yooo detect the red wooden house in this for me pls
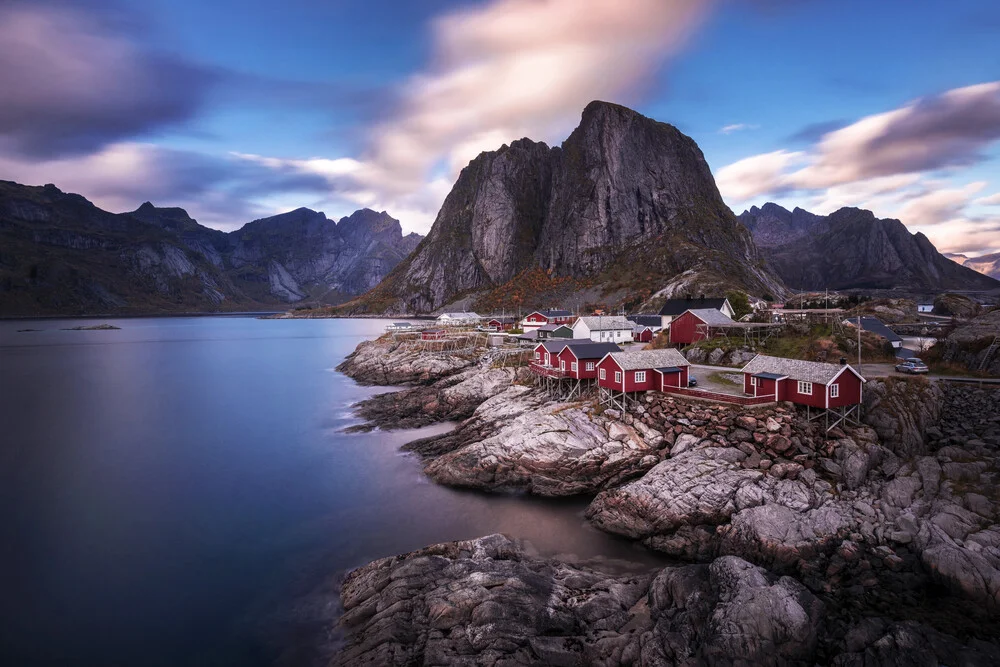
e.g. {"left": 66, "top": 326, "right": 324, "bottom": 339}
{"left": 522, "top": 309, "right": 575, "bottom": 330}
{"left": 596, "top": 348, "right": 690, "bottom": 408}
{"left": 421, "top": 329, "right": 447, "bottom": 340}
{"left": 632, "top": 326, "right": 654, "bottom": 343}
{"left": 740, "top": 355, "right": 865, "bottom": 410}
{"left": 484, "top": 316, "right": 517, "bottom": 331}
{"left": 668, "top": 308, "right": 736, "bottom": 345}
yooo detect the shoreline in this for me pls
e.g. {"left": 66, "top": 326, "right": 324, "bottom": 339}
{"left": 329, "top": 332, "right": 1000, "bottom": 664}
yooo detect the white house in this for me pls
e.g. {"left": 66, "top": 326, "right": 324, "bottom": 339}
{"left": 917, "top": 304, "right": 934, "bottom": 313}
{"left": 436, "top": 312, "right": 481, "bottom": 326}
{"left": 572, "top": 316, "right": 633, "bottom": 343}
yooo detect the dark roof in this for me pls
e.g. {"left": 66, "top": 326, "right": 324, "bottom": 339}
{"left": 563, "top": 341, "right": 622, "bottom": 359}
{"left": 655, "top": 366, "right": 682, "bottom": 373}
{"left": 537, "top": 323, "right": 572, "bottom": 332}
{"left": 486, "top": 315, "right": 516, "bottom": 322}
{"left": 845, "top": 316, "right": 903, "bottom": 343}
{"left": 752, "top": 372, "right": 785, "bottom": 380}
{"left": 533, "top": 309, "right": 572, "bottom": 318}
{"left": 627, "top": 314, "right": 661, "bottom": 328}
{"left": 517, "top": 330, "right": 539, "bottom": 340}
{"left": 659, "top": 297, "right": 729, "bottom": 317}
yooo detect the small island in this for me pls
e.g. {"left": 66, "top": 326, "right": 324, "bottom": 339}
{"left": 61, "top": 324, "right": 121, "bottom": 331}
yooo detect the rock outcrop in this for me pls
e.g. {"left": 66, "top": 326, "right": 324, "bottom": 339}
{"left": 0, "top": 180, "right": 422, "bottom": 316}
{"left": 340, "top": 101, "right": 784, "bottom": 315}
{"left": 333, "top": 534, "right": 999, "bottom": 666}
{"left": 739, "top": 203, "right": 999, "bottom": 292}
{"left": 936, "top": 309, "right": 1000, "bottom": 375}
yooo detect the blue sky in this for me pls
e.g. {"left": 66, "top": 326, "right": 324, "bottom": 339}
{"left": 1, "top": 0, "right": 998, "bottom": 254}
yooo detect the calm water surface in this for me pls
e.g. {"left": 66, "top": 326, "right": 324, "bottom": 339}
{"left": 0, "top": 317, "right": 661, "bottom": 666}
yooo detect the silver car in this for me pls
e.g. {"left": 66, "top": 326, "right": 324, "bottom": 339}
{"left": 895, "top": 358, "right": 929, "bottom": 374}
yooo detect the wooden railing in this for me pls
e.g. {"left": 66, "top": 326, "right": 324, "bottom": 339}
{"left": 529, "top": 363, "right": 570, "bottom": 378}
{"left": 660, "top": 385, "right": 777, "bottom": 406}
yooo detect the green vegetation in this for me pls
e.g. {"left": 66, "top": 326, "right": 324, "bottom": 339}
{"left": 686, "top": 323, "right": 897, "bottom": 364}
{"left": 725, "top": 290, "right": 752, "bottom": 320}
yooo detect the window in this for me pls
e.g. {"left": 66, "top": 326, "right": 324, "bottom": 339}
{"left": 534, "top": 351, "right": 540, "bottom": 359}
{"left": 635, "top": 371, "right": 646, "bottom": 383}
{"left": 560, "top": 360, "right": 566, "bottom": 370}
{"left": 600, "top": 368, "right": 606, "bottom": 380}
{"left": 585, "top": 362, "right": 594, "bottom": 371}
{"left": 571, "top": 362, "right": 578, "bottom": 372}
{"left": 750, "top": 376, "right": 758, "bottom": 387}
{"left": 797, "top": 381, "right": 813, "bottom": 395}
{"left": 830, "top": 384, "right": 839, "bottom": 398}
{"left": 614, "top": 371, "right": 622, "bottom": 384}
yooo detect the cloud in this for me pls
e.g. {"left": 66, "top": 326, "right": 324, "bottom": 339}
{"left": 0, "top": 0, "right": 215, "bottom": 159}
{"left": 719, "top": 123, "right": 759, "bottom": 134}
{"left": 975, "top": 192, "right": 1000, "bottom": 206}
{"left": 0, "top": 143, "right": 334, "bottom": 230}
{"left": 786, "top": 119, "right": 847, "bottom": 144}
{"left": 716, "top": 150, "right": 805, "bottom": 201}
{"left": 719, "top": 81, "right": 1000, "bottom": 203}
{"left": 358, "top": 0, "right": 715, "bottom": 198}
{"left": 897, "top": 181, "right": 987, "bottom": 227}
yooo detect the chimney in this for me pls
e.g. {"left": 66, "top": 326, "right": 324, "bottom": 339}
{"left": 839, "top": 357, "right": 847, "bottom": 366}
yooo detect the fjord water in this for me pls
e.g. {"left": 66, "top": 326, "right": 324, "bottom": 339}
{"left": 0, "top": 317, "right": 659, "bottom": 666}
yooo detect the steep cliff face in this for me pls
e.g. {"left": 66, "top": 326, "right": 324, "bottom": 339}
{"left": 0, "top": 180, "right": 422, "bottom": 316}
{"left": 350, "top": 101, "right": 784, "bottom": 314}
{"left": 740, "top": 203, "right": 1000, "bottom": 291}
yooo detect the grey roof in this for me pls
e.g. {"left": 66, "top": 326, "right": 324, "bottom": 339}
{"left": 741, "top": 355, "right": 864, "bottom": 385}
{"left": 392, "top": 322, "right": 412, "bottom": 327}
{"left": 537, "top": 309, "right": 573, "bottom": 318}
{"left": 685, "top": 308, "right": 736, "bottom": 326}
{"left": 517, "top": 330, "right": 539, "bottom": 340}
{"left": 627, "top": 314, "right": 662, "bottom": 328}
{"left": 607, "top": 348, "right": 690, "bottom": 371}
{"left": 537, "top": 323, "right": 572, "bottom": 332}
{"left": 844, "top": 316, "right": 903, "bottom": 343}
{"left": 439, "top": 311, "right": 480, "bottom": 319}
{"left": 659, "top": 298, "right": 729, "bottom": 317}
{"left": 576, "top": 315, "right": 632, "bottom": 331}
{"left": 564, "top": 342, "right": 622, "bottom": 359}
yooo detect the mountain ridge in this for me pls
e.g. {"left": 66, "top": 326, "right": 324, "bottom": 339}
{"left": 738, "top": 202, "right": 999, "bottom": 292}
{"left": 0, "top": 180, "right": 423, "bottom": 316}
{"left": 338, "top": 101, "right": 786, "bottom": 315}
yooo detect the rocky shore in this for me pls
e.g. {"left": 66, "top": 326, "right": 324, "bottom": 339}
{"left": 332, "top": 336, "right": 1000, "bottom": 664}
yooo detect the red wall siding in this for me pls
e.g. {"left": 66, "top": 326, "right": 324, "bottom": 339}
{"left": 829, "top": 371, "right": 863, "bottom": 407}
{"left": 743, "top": 374, "right": 778, "bottom": 398}
{"left": 623, "top": 369, "right": 656, "bottom": 392}
{"left": 597, "top": 357, "right": 624, "bottom": 390}
{"left": 782, "top": 378, "right": 826, "bottom": 408}
{"left": 659, "top": 368, "right": 687, "bottom": 388}
{"left": 526, "top": 313, "right": 547, "bottom": 324}
{"left": 633, "top": 328, "right": 653, "bottom": 343}
{"left": 668, "top": 311, "right": 707, "bottom": 345}
{"left": 564, "top": 348, "right": 602, "bottom": 379}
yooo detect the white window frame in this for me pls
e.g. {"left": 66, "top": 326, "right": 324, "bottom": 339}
{"left": 534, "top": 351, "right": 540, "bottom": 360}
{"left": 830, "top": 383, "right": 839, "bottom": 398}
{"left": 750, "top": 376, "right": 758, "bottom": 387}
{"left": 585, "top": 361, "right": 594, "bottom": 371}
{"left": 797, "top": 381, "right": 813, "bottom": 395}
{"left": 560, "top": 360, "right": 566, "bottom": 371}
{"left": 614, "top": 371, "right": 623, "bottom": 384}
{"left": 599, "top": 368, "right": 606, "bottom": 380}
{"left": 571, "top": 362, "right": 578, "bottom": 372}
{"left": 635, "top": 371, "right": 646, "bottom": 383}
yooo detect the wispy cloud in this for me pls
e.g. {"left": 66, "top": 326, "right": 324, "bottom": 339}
{"left": 717, "top": 81, "right": 1000, "bottom": 253}
{"left": 719, "top": 123, "right": 759, "bottom": 134}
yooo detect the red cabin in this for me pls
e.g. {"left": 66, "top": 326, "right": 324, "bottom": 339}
{"left": 522, "top": 309, "right": 575, "bottom": 330}
{"left": 740, "top": 355, "right": 865, "bottom": 408}
{"left": 485, "top": 317, "right": 516, "bottom": 331}
{"left": 596, "top": 348, "right": 690, "bottom": 394}
{"left": 668, "top": 308, "right": 736, "bottom": 345}
{"left": 632, "top": 326, "right": 654, "bottom": 343}
{"left": 556, "top": 342, "right": 622, "bottom": 379}
{"left": 421, "top": 329, "right": 447, "bottom": 340}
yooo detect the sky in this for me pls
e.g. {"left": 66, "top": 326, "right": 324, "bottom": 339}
{"left": 1, "top": 0, "right": 999, "bottom": 255}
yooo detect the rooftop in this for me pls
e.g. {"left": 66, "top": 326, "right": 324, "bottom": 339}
{"left": 844, "top": 316, "right": 903, "bottom": 343}
{"left": 577, "top": 315, "right": 632, "bottom": 331}
{"left": 607, "top": 348, "right": 690, "bottom": 370}
{"left": 741, "top": 354, "right": 864, "bottom": 385}
{"left": 659, "top": 297, "right": 728, "bottom": 317}
{"left": 685, "top": 308, "right": 736, "bottom": 326}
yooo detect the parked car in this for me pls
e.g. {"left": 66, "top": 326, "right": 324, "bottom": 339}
{"left": 688, "top": 375, "right": 698, "bottom": 387}
{"left": 895, "top": 358, "right": 929, "bottom": 374}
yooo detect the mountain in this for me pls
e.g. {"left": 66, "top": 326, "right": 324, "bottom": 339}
{"left": 0, "top": 180, "right": 422, "bottom": 316}
{"left": 946, "top": 251, "right": 1000, "bottom": 280}
{"left": 738, "top": 203, "right": 999, "bottom": 292}
{"left": 340, "top": 101, "right": 785, "bottom": 315}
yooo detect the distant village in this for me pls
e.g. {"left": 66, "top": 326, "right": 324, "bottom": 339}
{"left": 378, "top": 294, "right": 979, "bottom": 432}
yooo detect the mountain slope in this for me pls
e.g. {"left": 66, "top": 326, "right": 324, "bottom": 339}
{"left": 947, "top": 251, "right": 1000, "bottom": 279}
{"left": 0, "top": 180, "right": 422, "bottom": 316}
{"left": 343, "top": 101, "right": 785, "bottom": 315}
{"left": 739, "top": 203, "right": 999, "bottom": 291}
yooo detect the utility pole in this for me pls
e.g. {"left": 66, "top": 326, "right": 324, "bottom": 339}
{"left": 857, "top": 316, "right": 862, "bottom": 374}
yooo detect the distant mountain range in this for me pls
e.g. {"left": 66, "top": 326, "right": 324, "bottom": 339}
{"left": 0, "top": 180, "right": 421, "bottom": 316}
{"left": 945, "top": 252, "right": 1000, "bottom": 280}
{"left": 738, "top": 203, "right": 999, "bottom": 292}
{"left": 337, "top": 101, "right": 785, "bottom": 315}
